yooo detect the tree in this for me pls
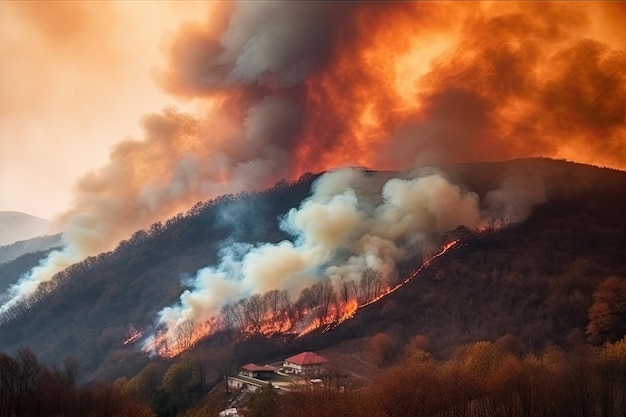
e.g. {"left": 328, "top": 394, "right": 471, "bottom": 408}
{"left": 358, "top": 268, "right": 382, "bottom": 304}
{"left": 0, "top": 353, "right": 18, "bottom": 417}
{"left": 263, "top": 289, "right": 293, "bottom": 333}
{"left": 587, "top": 276, "right": 626, "bottom": 344}
{"left": 162, "top": 361, "right": 196, "bottom": 409}
{"left": 175, "top": 319, "right": 197, "bottom": 351}
{"left": 298, "top": 279, "right": 336, "bottom": 325}
{"left": 62, "top": 355, "right": 81, "bottom": 387}
{"left": 131, "top": 363, "right": 165, "bottom": 403}
{"left": 245, "top": 294, "right": 267, "bottom": 334}
{"left": 250, "top": 383, "right": 279, "bottom": 417}
{"left": 14, "top": 347, "right": 42, "bottom": 417}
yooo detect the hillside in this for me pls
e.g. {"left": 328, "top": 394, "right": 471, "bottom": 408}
{"left": 0, "top": 159, "right": 625, "bottom": 382}
{"left": 0, "top": 174, "right": 320, "bottom": 379}
{"left": 0, "top": 233, "right": 63, "bottom": 265}
{"left": 212, "top": 158, "right": 626, "bottom": 367}
{"left": 0, "top": 211, "right": 53, "bottom": 247}
{"left": 304, "top": 158, "right": 626, "bottom": 355}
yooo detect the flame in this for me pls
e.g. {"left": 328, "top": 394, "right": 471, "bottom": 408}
{"left": 317, "top": 240, "right": 461, "bottom": 336}
{"left": 142, "top": 239, "right": 460, "bottom": 355}
{"left": 122, "top": 331, "right": 142, "bottom": 346}
{"left": 245, "top": 310, "right": 296, "bottom": 337}
{"left": 142, "top": 318, "right": 218, "bottom": 358}
{"left": 356, "top": 240, "right": 459, "bottom": 310}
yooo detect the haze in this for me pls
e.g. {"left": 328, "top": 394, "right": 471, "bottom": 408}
{"left": 0, "top": 1, "right": 210, "bottom": 219}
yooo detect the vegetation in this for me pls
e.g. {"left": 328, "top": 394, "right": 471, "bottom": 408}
{"left": 274, "top": 337, "right": 626, "bottom": 417}
{"left": 0, "top": 158, "right": 625, "bottom": 404}
{"left": 0, "top": 173, "right": 320, "bottom": 378}
{"left": 0, "top": 347, "right": 153, "bottom": 417}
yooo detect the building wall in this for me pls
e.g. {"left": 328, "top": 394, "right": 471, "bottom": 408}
{"left": 283, "top": 361, "right": 324, "bottom": 375}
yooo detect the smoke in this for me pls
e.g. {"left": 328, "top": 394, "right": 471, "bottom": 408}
{"left": 482, "top": 173, "right": 547, "bottom": 225}
{"left": 2, "top": 2, "right": 624, "bottom": 315}
{"left": 153, "top": 168, "right": 482, "bottom": 339}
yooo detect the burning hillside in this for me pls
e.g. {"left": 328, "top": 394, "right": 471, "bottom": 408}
{"left": 1, "top": 158, "right": 625, "bottom": 380}
{"left": 143, "top": 236, "right": 463, "bottom": 358}
{"left": 1, "top": 2, "right": 623, "bottom": 318}
{"left": 143, "top": 160, "right": 546, "bottom": 358}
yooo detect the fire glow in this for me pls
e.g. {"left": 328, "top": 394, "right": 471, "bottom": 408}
{"left": 321, "top": 239, "right": 461, "bottom": 334}
{"left": 141, "top": 239, "right": 461, "bottom": 358}
{"left": 1, "top": 1, "right": 623, "bottom": 324}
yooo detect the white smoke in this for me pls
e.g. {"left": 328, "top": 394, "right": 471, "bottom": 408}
{"left": 482, "top": 171, "right": 547, "bottom": 224}
{"left": 151, "top": 167, "right": 482, "bottom": 342}
{"left": 0, "top": 2, "right": 331, "bottom": 313}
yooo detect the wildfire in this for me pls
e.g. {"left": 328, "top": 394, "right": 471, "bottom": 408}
{"left": 122, "top": 331, "right": 142, "bottom": 346}
{"left": 142, "top": 239, "right": 462, "bottom": 356}
{"left": 333, "top": 239, "right": 461, "bottom": 328}
{"left": 142, "top": 318, "right": 218, "bottom": 358}
{"left": 316, "top": 240, "right": 462, "bottom": 335}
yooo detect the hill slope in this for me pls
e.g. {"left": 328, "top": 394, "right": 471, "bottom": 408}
{"left": 240, "top": 158, "right": 626, "bottom": 364}
{"left": 0, "top": 234, "right": 63, "bottom": 265}
{"left": 0, "top": 159, "right": 625, "bottom": 381}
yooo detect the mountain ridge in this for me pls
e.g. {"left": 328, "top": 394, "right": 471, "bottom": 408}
{"left": 0, "top": 211, "right": 54, "bottom": 247}
{"left": 0, "top": 158, "right": 624, "bottom": 382}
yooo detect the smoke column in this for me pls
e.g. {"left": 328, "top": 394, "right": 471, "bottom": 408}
{"left": 152, "top": 162, "right": 546, "bottom": 344}
{"left": 154, "top": 168, "right": 482, "bottom": 339}
{"left": 1, "top": 2, "right": 624, "bottom": 313}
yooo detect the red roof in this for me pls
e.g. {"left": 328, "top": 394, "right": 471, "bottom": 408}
{"left": 240, "top": 363, "right": 277, "bottom": 372}
{"left": 284, "top": 351, "right": 328, "bottom": 366}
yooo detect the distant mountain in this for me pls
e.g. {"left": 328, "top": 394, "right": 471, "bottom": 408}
{"left": 0, "top": 247, "right": 61, "bottom": 296}
{"left": 0, "top": 233, "right": 63, "bottom": 265}
{"left": 0, "top": 211, "right": 54, "bottom": 247}
{"left": 0, "top": 159, "right": 625, "bottom": 382}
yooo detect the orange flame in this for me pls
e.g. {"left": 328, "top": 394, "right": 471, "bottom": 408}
{"left": 143, "top": 240, "right": 462, "bottom": 355}
{"left": 122, "top": 331, "right": 142, "bottom": 346}
{"left": 143, "top": 318, "right": 218, "bottom": 359}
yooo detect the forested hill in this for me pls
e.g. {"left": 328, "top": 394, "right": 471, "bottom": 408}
{"left": 278, "top": 158, "right": 626, "bottom": 361}
{"left": 0, "top": 158, "right": 625, "bottom": 382}
{"left": 0, "top": 173, "right": 320, "bottom": 379}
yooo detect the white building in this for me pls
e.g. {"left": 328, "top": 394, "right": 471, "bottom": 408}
{"left": 282, "top": 351, "right": 328, "bottom": 376}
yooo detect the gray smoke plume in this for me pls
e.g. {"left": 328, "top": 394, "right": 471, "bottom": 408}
{"left": 152, "top": 168, "right": 482, "bottom": 342}
{"left": 2, "top": 1, "right": 621, "bottom": 321}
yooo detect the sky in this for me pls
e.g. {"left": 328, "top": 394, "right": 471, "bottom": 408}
{"left": 0, "top": 1, "right": 210, "bottom": 220}
{"left": 0, "top": 0, "right": 625, "bottom": 331}
{"left": 1, "top": 1, "right": 624, "bottom": 225}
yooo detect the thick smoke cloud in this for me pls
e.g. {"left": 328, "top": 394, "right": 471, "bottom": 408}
{"left": 2, "top": 2, "right": 624, "bottom": 316}
{"left": 154, "top": 168, "right": 482, "bottom": 339}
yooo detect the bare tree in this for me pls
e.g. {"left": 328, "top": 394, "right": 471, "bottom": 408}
{"left": 220, "top": 303, "right": 239, "bottom": 340}
{"left": 61, "top": 356, "right": 80, "bottom": 387}
{"left": 230, "top": 299, "right": 249, "bottom": 333}
{"left": 245, "top": 294, "right": 267, "bottom": 334}
{"left": 175, "top": 319, "right": 197, "bottom": 352}
{"left": 359, "top": 268, "right": 382, "bottom": 304}
{"left": 299, "top": 279, "right": 336, "bottom": 325}
{"left": 263, "top": 289, "right": 293, "bottom": 333}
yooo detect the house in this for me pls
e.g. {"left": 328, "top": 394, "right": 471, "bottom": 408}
{"left": 282, "top": 351, "right": 328, "bottom": 376}
{"left": 219, "top": 408, "right": 240, "bottom": 417}
{"left": 238, "top": 363, "right": 277, "bottom": 380}
{"left": 227, "top": 363, "right": 278, "bottom": 392}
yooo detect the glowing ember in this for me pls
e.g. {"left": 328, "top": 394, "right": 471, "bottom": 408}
{"left": 143, "top": 239, "right": 461, "bottom": 355}
{"left": 317, "top": 240, "right": 461, "bottom": 335}
{"left": 142, "top": 318, "right": 218, "bottom": 358}
{"left": 122, "top": 331, "right": 142, "bottom": 346}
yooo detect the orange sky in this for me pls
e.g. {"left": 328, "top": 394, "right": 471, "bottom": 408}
{"left": 1, "top": 1, "right": 624, "bottom": 222}
{"left": 0, "top": 1, "right": 209, "bottom": 219}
